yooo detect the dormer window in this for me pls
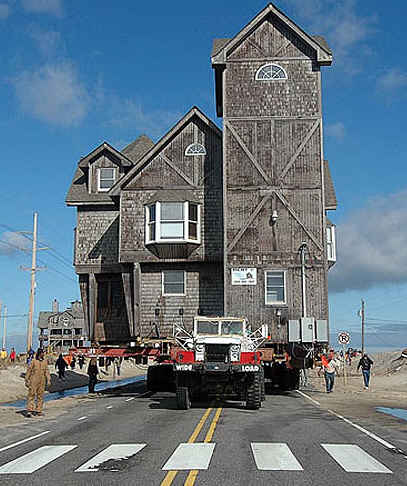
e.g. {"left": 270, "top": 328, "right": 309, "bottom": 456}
{"left": 255, "top": 63, "right": 287, "bottom": 81}
{"left": 146, "top": 201, "right": 200, "bottom": 244}
{"left": 98, "top": 168, "right": 116, "bottom": 191}
{"left": 185, "top": 143, "right": 206, "bottom": 156}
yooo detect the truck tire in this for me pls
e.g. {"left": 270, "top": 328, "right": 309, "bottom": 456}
{"left": 176, "top": 386, "right": 191, "bottom": 410}
{"left": 246, "top": 373, "right": 261, "bottom": 410}
{"left": 260, "top": 368, "right": 266, "bottom": 402}
{"left": 147, "top": 366, "right": 159, "bottom": 392}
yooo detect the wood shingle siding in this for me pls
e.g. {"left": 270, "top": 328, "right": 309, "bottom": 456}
{"left": 66, "top": 3, "right": 336, "bottom": 344}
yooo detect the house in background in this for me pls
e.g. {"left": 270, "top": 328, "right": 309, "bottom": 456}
{"left": 66, "top": 3, "right": 337, "bottom": 347}
{"left": 38, "top": 299, "right": 87, "bottom": 351}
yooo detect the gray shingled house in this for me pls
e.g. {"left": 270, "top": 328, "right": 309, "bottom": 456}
{"left": 66, "top": 3, "right": 337, "bottom": 346}
{"left": 38, "top": 299, "right": 86, "bottom": 350}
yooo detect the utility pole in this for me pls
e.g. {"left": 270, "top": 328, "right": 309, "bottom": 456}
{"left": 27, "top": 212, "right": 38, "bottom": 352}
{"left": 361, "top": 299, "right": 365, "bottom": 355}
{"left": 21, "top": 212, "right": 47, "bottom": 352}
{"left": 0, "top": 302, "right": 2, "bottom": 348}
{"left": 299, "top": 243, "right": 308, "bottom": 318}
{"left": 2, "top": 306, "right": 7, "bottom": 350}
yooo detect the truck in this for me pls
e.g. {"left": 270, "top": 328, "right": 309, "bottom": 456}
{"left": 147, "top": 316, "right": 266, "bottom": 409}
{"left": 146, "top": 315, "right": 328, "bottom": 410}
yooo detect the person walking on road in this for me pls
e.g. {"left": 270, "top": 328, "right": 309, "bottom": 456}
{"left": 357, "top": 353, "right": 374, "bottom": 389}
{"left": 78, "top": 354, "right": 85, "bottom": 370}
{"left": 25, "top": 349, "right": 51, "bottom": 417}
{"left": 70, "top": 356, "right": 76, "bottom": 371}
{"left": 10, "top": 347, "right": 16, "bottom": 363}
{"left": 320, "top": 353, "right": 336, "bottom": 393}
{"left": 87, "top": 357, "right": 99, "bottom": 393}
{"left": 55, "top": 353, "right": 67, "bottom": 380}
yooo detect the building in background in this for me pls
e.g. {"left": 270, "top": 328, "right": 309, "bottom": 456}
{"left": 38, "top": 299, "right": 87, "bottom": 351}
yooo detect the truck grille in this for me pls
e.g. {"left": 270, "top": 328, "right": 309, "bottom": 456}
{"left": 205, "top": 344, "right": 229, "bottom": 363}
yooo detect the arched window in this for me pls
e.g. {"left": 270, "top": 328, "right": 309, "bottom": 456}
{"left": 185, "top": 143, "right": 206, "bottom": 156}
{"left": 255, "top": 63, "right": 287, "bottom": 81}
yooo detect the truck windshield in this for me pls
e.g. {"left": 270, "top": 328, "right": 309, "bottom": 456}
{"left": 196, "top": 320, "right": 219, "bottom": 335}
{"left": 220, "top": 320, "right": 244, "bottom": 335}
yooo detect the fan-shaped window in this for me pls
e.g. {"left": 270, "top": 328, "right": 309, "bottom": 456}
{"left": 185, "top": 143, "right": 206, "bottom": 156}
{"left": 255, "top": 64, "right": 287, "bottom": 81}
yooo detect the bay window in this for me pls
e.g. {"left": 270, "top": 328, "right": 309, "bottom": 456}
{"left": 146, "top": 201, "right": 200, "bottom": 244}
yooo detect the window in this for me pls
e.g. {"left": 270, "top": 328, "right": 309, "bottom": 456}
{"left": 255, "top": 63, "right": 287, "bottom": 81}
{"left": 146, "top": 201, "right": 200, "bottom": 244}
{"left": 162, "top": 270, "right": 185, "bottom": 295}
{"left": 265, "top": 271, "right": 286, "bottom": 305}
{"left": 185, "top": 143, "right": 206, "bottom": 156}
{"left": 326, "top": 226, "right": 336, "bottom": 262}
{"left": 98, "top": 168, "right": 116, "bottom": 191}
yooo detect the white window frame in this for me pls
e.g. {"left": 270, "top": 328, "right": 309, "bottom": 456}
{"left": 326, "top": 226, "right": 337, "bottom": 262}
{"left": 185, "top": 143, "right": 207, "bottom": 156}
{"left": 162, "top": 270, "right": 186, "bottom": 296}
{"left": 255, "top": 63, "right": 288, "bottom": 81}
{"left": 265, "top": 270, "right": 287, "bottom": 306}
{"left": 97, "top": 167, "right": 116, "bottom": 192}
{"left": 145, "top": 201, "right": 201, "bottom": 244}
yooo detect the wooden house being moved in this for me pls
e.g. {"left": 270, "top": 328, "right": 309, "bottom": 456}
{"left": 66, "top": 3, "right": 337, "bottom": 346}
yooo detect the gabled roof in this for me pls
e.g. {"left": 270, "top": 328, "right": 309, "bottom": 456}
{"left": 211, "top": 3, "right": 332, "bottom": 66}
{"left": 66, "top": 136, "right": 155, "bottom": 205}
{"left": 78, "top": 141, "right": 134, "bottom": 168}
{"left": 324, "top": 160, "right": 337, "bottom": 210}
{"left": 109, "top": 106, "right": 222, "bottom": 196}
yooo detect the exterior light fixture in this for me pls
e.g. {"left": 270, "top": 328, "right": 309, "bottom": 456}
{"left": 154, "top": 308, "right": 160, "bottom": 316}
{"left": 271, "top": 210, "right": 278, "bottom": 224}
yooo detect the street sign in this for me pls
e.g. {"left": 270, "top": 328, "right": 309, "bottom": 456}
{"left": 337, "top": 331, "right": 351, "bottom": 345}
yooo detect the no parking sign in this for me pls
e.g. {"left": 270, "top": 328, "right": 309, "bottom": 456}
{"left": 337, "top": 331, "right": 351, "bottom": 345}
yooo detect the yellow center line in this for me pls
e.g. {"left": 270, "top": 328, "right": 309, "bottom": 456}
{"left": 160, "top": 407, "right": 213, "bottom": 486}
{"left": 184, "top": 407, "right": 223, "bottom": 486}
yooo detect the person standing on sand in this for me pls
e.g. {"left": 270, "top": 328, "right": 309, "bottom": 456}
{"left": 320, "top": 353, "right": 336, "bottom": 393}
{"left": 357, "top": 353, "right": 374, "bottom": 389}
{"left": 25, "top": 349, "right": 51, "bottom": 417}
{"left": 55, "top": 353, "right": 67, "bottom": 380}
{"left": 87, "top": 357, "right": 99, "bottom": 393}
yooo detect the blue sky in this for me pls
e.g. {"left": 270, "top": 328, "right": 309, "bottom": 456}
{"left": 1, "top": 0, "right": 406, "bottom": 352}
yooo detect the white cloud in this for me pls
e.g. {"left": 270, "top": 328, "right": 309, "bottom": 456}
{"left": 12, "top": 62, "right": 89, "bottom": 126}
{"left": 325, "top": 121, "right": 345, "bottom": 140}
{"left": 21, "top": 0, "right": 62, "bottom": 17}
{"left": 282, "top": 0, "right": 376, "bottom": 73}
{"left": 329, "top": 190, "right": 407, "bottom": 292}
{"left": 0, "top": 232, "right": 31, "bottom": 256}
{"left": 377, "top": 68, "right": 407, "bottom": 92}
{"left": 107, "top": 99, "right": 182, "bottom": 140}
{"left": 28, "top": 26, "right": 62, "bottom": 56}
{"left": 0, "top": 3, "right": 11, "bottom": 19}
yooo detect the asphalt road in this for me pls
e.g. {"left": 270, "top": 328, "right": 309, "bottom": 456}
{"left": 0, "top": 382, "right": 406, "bottom": 486}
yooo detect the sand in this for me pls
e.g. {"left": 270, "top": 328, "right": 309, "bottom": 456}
{"left": 305, "top": 350, "right": 407, "bottom": 431}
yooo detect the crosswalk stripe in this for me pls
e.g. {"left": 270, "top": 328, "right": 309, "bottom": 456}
{"left": 162, "top": 443, "right": 216, "bottom": 471}
{"left": 75, "top": 444, "right": 146, "bottom": 472}
{"left": 251, "top": 443, "right": 303, "bottom": 471}
{"left": 0, "top": 445, "right": 77, "bottom": 474}
{"left": 321, "top": 444, "right": 392, "bottom": 473}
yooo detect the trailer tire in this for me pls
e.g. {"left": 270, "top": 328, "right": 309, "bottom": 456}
{"left": 176, "top": 386, "right": 191, "bottom": 410}
{"left": 246, "top": 372, "right": 261, "bottom": 410}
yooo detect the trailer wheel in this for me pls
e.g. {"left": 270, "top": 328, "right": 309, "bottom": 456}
{"left": 176, "top": 386, "right": 191, "bottom": 410}
{"left": 246, "top": 373, "right": 261, "bottom": 410}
